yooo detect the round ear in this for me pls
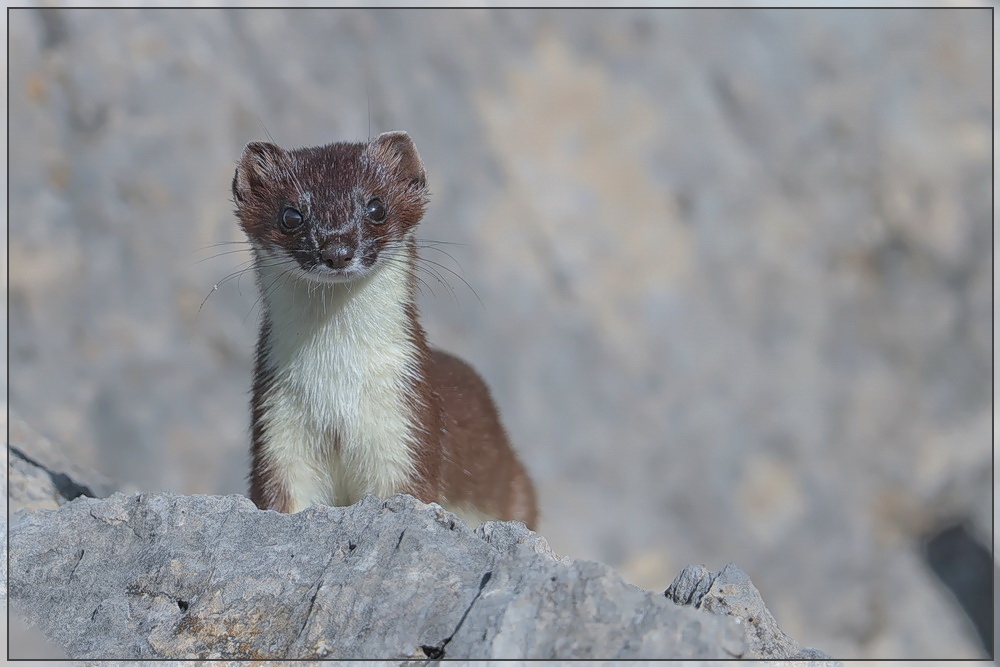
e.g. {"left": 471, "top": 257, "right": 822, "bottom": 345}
{"left": 232, "top": 142, "right": 288, "bottom": 204}
{"left": 371, "top": 131, "right": 427, "bottom": 189}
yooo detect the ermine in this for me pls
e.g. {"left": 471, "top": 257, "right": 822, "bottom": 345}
{"left": 232, "top": 131, "right": 537, "bottom": 529}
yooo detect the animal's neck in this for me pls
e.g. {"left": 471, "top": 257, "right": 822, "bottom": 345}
{"left": 257, "top": 247, "right": 421, "bottom": 371}
{"left": 252, "top": 243, "right": 427, "bottom": 508}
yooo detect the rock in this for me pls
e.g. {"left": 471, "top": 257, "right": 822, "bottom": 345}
{"left": 7, "top": 410, "right": 116, "bottom": 513}
{"left": 4, "top": 410, "right": 117, "bottom": 657}
{"left": 666, "top": 563, "right": 833, "bottom": 661}
{"left": 8, "top": 492, "right": 821, "bottom": 661}
{"left": 2, "top": 411, "right": 833, "bottom": 662}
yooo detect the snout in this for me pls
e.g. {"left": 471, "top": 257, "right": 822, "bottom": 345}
{"left": 320, "top": 238, "right": 356, "bottom": 270}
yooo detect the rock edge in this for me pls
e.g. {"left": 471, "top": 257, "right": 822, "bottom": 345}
{"left": 8, "top": 491, "right": 832, "bottom": 661}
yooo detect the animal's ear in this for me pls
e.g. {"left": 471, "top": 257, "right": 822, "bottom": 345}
{"left": 233, "top": 142, "right": 288, "bottom": 204}
{"left": 371, "top": 131, "right": 426, "bottom": 190}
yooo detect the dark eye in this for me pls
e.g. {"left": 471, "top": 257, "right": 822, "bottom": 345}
{"left": 280, "top": 207, "right": 303, "bottom": 232}
{"left": 365, "top": 198, "right": 386, "bottom": 223}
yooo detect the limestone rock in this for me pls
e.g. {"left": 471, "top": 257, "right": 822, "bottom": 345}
{"left": 8, "top": 410, "right": 115, "bottom": 513}
{"left": 9, "top": 492, "right": 770, "bottom": 660}
{"left": 667, "top": 563, "right": 833, "bottom": 661}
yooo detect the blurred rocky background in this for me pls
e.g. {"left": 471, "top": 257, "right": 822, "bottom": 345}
{"left": 7, "top": 7, "right": 993, "bottom": 659}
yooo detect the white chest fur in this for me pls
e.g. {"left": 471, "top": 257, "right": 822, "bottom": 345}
{"left": 255, "top": 250, "right": 421, "bottom": 513}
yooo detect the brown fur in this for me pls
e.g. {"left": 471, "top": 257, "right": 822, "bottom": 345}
{"left": 235, "top": 132, "right": 538, "bottom": 528}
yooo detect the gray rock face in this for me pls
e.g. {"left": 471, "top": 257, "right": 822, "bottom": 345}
{"left": 5, "top": 432, "right": 833, "bottom": 662}
{"left": 667, "top": 563, "right": 831, "bottom": 661}
{"left": 10, "top": 493, "right": 757, "bottom": 660}
{"left": 8, "top": 411, "right": 116, "bottom": 512}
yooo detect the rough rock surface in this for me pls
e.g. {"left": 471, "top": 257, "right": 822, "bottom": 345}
{"left": 9, "top": 492, "right": 827, "bottom": 661}
{"left": 7, "top": 410, "right": 117, "bottom": 513}
{"left": 4, "top": 414, "right": 836, "bottom": 662}
{"left": 8, "top": 8, "right": 991, "bottom": 658}
{"left": 667, "top": 563, "right": 831, "bottom": 661}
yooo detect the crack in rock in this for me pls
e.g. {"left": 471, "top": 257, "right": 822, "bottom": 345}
{"left": 421, "top": 570, "right": 492, "bottom": 662}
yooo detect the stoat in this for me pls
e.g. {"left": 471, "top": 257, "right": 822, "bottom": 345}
{"left": 231, "top": 131, "right": 537, "bottom": 529}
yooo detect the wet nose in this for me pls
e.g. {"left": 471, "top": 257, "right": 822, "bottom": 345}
{"left": 321, "top": 241, "right": 355, "bottom": 270}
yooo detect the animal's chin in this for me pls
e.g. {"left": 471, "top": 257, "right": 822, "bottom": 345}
{"left": 295, "top": 262, "right": 378, "bottom": 285}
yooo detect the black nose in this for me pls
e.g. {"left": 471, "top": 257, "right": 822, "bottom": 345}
{"left": 321, "top": 242, "right": 355, "bottom": 270}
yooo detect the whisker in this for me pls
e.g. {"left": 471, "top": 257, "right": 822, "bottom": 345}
{"left": 383, "top": 242, "right": 477, "bottom": 307}
{"left": 235, "top": 256, "right": 296, "bottom": 298}
{"left": 413, "top": 273, "right": 437, "bottom": 299}
{"left": 414, "top": 266, "right": 453, "bottom": 304}
{"left": 413, "top": 241, "right": 471, "bottom": 269}
{"left": 380, "top": 252, "right": 448, "bottom": 302}
{"left": 416, "top": 245, "right": 466, "bottom": 277}
{"left": 194, "top": 258, "right": 260, "bottom": 324}
{"left": 194, "top": 248, "right": 255, "bottom": 265}
{"left": 195, "top": 284, "right": 219, "bottom": 323}
{"left": 247, "top": 263, "right": 294, "bottom": 325}
{"left": 414, "top": 256, "right": 483, "bottom": 309}
{"left": 414, "top": 237, "right": 468, "bottom": 249}
{"left": 410, "top": 260, "right": 459, "bottom": 305}
{"left": 194, "top": 240, "right": 253, "bottom": 251}
{"left": 210, "top": 260, "right": 260, "bottom": 292}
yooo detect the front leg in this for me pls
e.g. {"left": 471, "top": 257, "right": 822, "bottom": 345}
{"left": 249, "top": 445, "right": 294, "bottom": 512}
{"left": 249, "top": 418, "right": 336, "bottom": 514}
{"left": 248, "top": 381, "right": 329, "bottom": 513}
